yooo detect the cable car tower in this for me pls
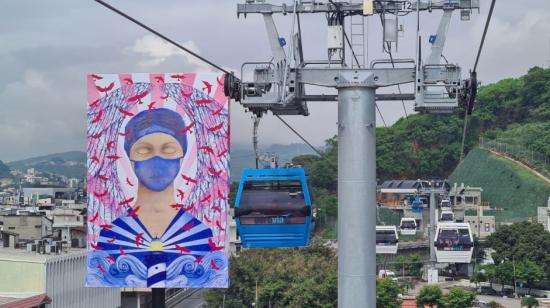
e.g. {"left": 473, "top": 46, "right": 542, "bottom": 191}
{"left": 225, "top": 0, "right": 481, "bottom": 307}
{"left": 225, "top": 0, "right": 479, "bottom": 307}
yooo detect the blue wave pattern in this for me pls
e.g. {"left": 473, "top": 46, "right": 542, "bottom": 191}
{"left": 86, "top": 208, "right": 228, "bottom": 288}
{"left": 86, "top": 250, "right": 228, "bottom": 287}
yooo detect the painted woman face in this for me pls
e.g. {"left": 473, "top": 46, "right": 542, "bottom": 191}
{"left": 129, "top": 133, "right": 184, "bottom": 192}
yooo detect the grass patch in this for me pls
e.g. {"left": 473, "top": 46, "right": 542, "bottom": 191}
{"left": 449, "top": 148, "right": 550, "bottom": 222}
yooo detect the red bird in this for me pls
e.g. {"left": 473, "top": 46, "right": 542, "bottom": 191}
{"left": 126, "top": 91, "right": 148, "bottom": 103}
{"left": 127, "top": 205, "right": 141, "bottom": 217}
{"left": 123, "top": 78, "right": 133, "bottom": 85}
{"left": 207, "top": 123, "right": 224, "bottom": 132}
{"left": 170, "top": 203, "right": 184, "bottom": 210}
{"left": 118, "top": 108, "right": 134, "bottom": 117}
{"left": 118, "top": 129, "right": 131, "bottom": 137}
{"left": 106, "top": 141, "right": 115, "bottom": 151}
{"left": 119, "top": 246, "right": 126, "bottom": 256}
{"left": 107, "top": 236, "right": 116, "bottom": 244}
{"left": 135, "top": 233, "right": 144, "bottom": 248}
{"left": 100, "top": 224, "right": 112, "bottom": 229}
{"left": 175, "top": 244, "right": 192, "bottom": 255}
{"left": 90, "top": 242, "right": 102, "bottom": 250}
{"left": 203, "top": 214, "right": 212, "bottom": 224}
{"left": 216, "top": 76, "right": 224, "bottom": 86}
{"left": 106, "top": 255, "right": 116, "bottom": 263}
{"left": 200, "top": 195, "right": 211, "bottom": 203}
{"left": 91, "top": 74, "right": 103, "bottom": 81}
{"left": 171, "top": 74, "right": 186, "bottom": 81}
{"left": 202, "top": 81, "right": 212, "bottom": 94}
{"left": 212, "top": 206, "right": 221, "bottom": 213}
{"left": 208, "top": 238, "right": 224, "bottom": 251}
{"left": 94, "top": 190, "right": 108, "bottom": 198}
{"left": 90, "top": 98, "right": 100, "bottom": 107}
{"left": 194, "top": 255, "right": 205, "bottom": 264}
{"left": 195, "top": 99, "right": 212, "bottom": 105}
{"left": 217, "top": 150, "right": 227, "bottom": 158}
{"left": 118, "top": 197, "right": 134, "bottom": 206}
{"left": 217, "top": 189, "right": 225, "bottom": 199}
{"left": 96, "top": 82, "right": 115, "bottom": 93}
{"left": 98, "top": 174, "right": 109, "bottom": 181}
{"left": 98, "top": 263, "right": 106, "bottom": 273}
{"left": 91, "top": 110, "right": 103, "bottom": 124}
{"left": 176, "top": 189, "right": 185, "bottom": 200}
{"left": 107, "top": 155, "right": 121, "bottom": 161}
{"left": 212, "top": 106, "right": 224, "bottom": 116}
{"left": 180, "top": 221, "right": 195, "bottom": 231}
{"left": 126, "top": 177, "right": 134, "bottom": 187}
{"left": 160, "top": 93, "right": 169, "bottom": 100}
{"left": 91, "top": 132, "right": 103, "bottom": 139}
{"left": 208, "top": 168, "right": 222, "bottom": 177}
{"left": 180, "top": 89, "right": 193, "bottom": 98}
{"left": 89, "top": 211, "right": 99, "bottom": 223}
{"left": 199, "top": 146, "right": 214, "bottom": 155}
{"left": 180, "top": 122, "right": 195, "bottom": 135}
{"left": 184, "top": 203, "right": 195, "bottom": 211}
{"left": 216, "top": 220, "right": 225, "bottom": 231}
{"left": 181, "top": 174, "right": 197, "bottom": 185}
{"left": 155, "top": 76, "right": 165, "bottom": 83}
{"left": 211, "top": 259, "right": 220, "bottom": 270}
{"left": 90, "top": 156, "right": 100, "bottom": 164}
{"left": 147, "top": 101, "right": 156, "bottom": 111}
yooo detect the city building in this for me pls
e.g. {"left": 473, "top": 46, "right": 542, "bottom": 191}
{"left": 537, "top": 197, "right": 550, "bottom": 232}
{"left": 0, "top": 213, "right": 53, "bottom": 241}
{"left": 0, "top": 248, "right": 120, "bottom": 308}
{"left": 449, "top": 183, "right": 482, "bottom": 210}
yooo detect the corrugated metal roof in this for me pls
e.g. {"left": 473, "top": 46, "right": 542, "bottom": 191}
{"left": 0, "top": 293, "right": 50, "bottom": 308}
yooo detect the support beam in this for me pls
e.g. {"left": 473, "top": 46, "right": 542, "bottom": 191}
{"left": 337, "top": 86, "right": 377, "bottom": 308}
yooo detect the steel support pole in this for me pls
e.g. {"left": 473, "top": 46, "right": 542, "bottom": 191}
{"left": 429, "top": 191, "right": 436, "bottom": 263}
{"left": 337, "top": 86, "right": 376, "bottom": 308}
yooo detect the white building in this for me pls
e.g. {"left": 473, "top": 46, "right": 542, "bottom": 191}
{"left": 0, "top": 248, "right": 120, "bottom": 308}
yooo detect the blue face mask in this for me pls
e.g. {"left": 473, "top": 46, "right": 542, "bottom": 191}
{"left": 133, "top": 156, "right": 182, "bottom": 192}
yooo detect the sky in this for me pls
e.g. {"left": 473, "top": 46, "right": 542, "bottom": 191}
{"left": 0, "top": 0, "right": 549, "bottom": 162}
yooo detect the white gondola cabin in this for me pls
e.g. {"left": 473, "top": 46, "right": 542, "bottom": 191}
{"left": 440, "top": 198, "right": 452, "bottom": 211}
{"left": 440, "top": 210, "right": 454, "bottom": 222}
{"left": 399, "top": 218, "right": 417, "bottom": 235}
{"left": 434, "top": 223, "right": 474, "bottom": 263}
{"left": 376, "top": 226, "right": 399, "bottom": 254}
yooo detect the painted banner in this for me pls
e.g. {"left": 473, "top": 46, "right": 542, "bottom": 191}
{"left": 86, "top": 73, "right": 229, "bottom": 288}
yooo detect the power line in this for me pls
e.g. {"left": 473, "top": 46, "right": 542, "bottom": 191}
{"left": 93, "top": 0, "right": 230, "bottom": 74}
{"left": 461, "top": 0, "right": 497, "bottom": 160}
{"left": 273, "top": 114, "right": 324, "bottom": 157}
{"left": 473, "top": 0, "right": 497, "bottom": 72}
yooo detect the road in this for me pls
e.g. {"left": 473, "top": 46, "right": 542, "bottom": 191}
{"left": 168, "top": 289, "right": 206, "bottom": 308}
{"left": 476, "top": 295, "right": 521, "bottom": 308}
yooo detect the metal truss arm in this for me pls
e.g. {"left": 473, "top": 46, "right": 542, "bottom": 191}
{"left": 427, "top": 10, "right": 453, "bottom": 65}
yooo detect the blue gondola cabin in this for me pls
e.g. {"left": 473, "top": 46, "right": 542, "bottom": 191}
{"left": 234, "top": 168, "right": 312, "bottom": 248}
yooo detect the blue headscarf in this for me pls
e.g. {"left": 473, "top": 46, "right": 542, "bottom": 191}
{"left": 124, "top": 108, "right": 188, "bottom": 156}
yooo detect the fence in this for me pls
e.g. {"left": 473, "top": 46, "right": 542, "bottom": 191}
{"left": 479, "top": 137, "right": 550, "bottom": 178}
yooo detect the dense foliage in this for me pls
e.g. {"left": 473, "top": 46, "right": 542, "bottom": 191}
{"left": 205, "top": 245, "right": 337, "bottom": 308}
{"left": 416, "top": 285, "right": 443, "bottom": 308}
{"left": 376, "top": 278, "right": 402, "bottom": 308}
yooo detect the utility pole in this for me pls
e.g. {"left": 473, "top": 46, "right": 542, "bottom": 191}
{"left": 226, "top": 1, "right": 480, "bottom": 306}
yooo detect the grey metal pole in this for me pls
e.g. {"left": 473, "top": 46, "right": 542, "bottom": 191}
{"left": 429, "top": 191, "right": 436, "bottom": 263}
{"left": 337, "top": 86, "right": 376, "bottom": 308}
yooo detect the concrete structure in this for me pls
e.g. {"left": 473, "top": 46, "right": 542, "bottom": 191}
{"left": 51, "top": 209, "right": 85, "bottom": 248}
{"left": 537, "top": 197, "right": 550, "bottom": 232}
{"left": 22, "top": 187, "right": 78, "bottom": 201}
{"left": 449, "top": 183, "right": 482, "bottom": 210}
{"left": 463, "top": 203, "right": 496, "bottom": 238}
{"left": 0, "top": 214, "right": 52, "bottom": 241}
{"left": 0, "top": 248, "right": 120, "bottom": 308}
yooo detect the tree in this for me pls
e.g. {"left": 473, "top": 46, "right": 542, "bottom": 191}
{"left": 521, "top": 296, "right": 539, "bottom": 308}
{"left": 408, "top": 255, "right": 423, "bottom": 277}
{"left": 205, "top": 245, "right": 337, "bottom": 307}
{"left": 517, "top": 261, "right": 546, "bottom": 295}
{"left": 480, "top": 264, "right": 497, "bottom": 288}
{"left": 470, "top": 269, "right": 486, "bottom": 288}
{"left": 416, "top": 285, "right": 443, "bottom": 308}
{"left": 376, "top": 278, "right": 402, "bottom": 308}
{"left": 495, "top": 262, "right": 515, "bottom": 289}
{"left": 444, "top": 288, "right": 476, "bottom": 308}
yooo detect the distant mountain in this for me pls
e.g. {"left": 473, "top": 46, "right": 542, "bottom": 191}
{"left": 4, "top": 144, "right": 318, "bottom": 182}
{"left": 0, "top": 160, "right": 11, "bottom": 179}
{"left": 7, "top": 151, "right": 86, "bottom": 179}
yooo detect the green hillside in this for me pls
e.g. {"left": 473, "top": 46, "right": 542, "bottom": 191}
{"left": 0, "top": 160, "right": 11, "bottom": 179}
{"left": 449, "top": 148, "right": 550, "bottom": 222}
